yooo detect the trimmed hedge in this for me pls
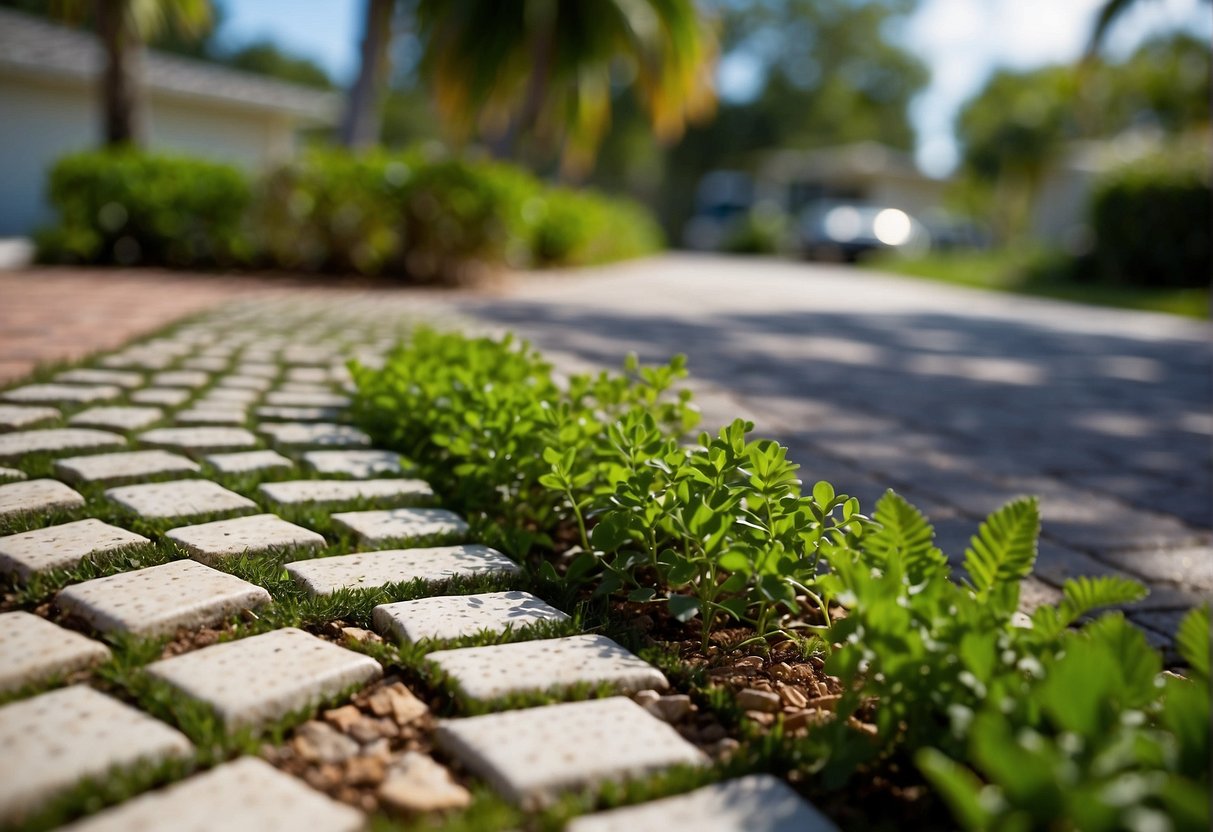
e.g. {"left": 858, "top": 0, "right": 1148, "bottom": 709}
{"left": 38, "top": 148, "right": 663, "bottom": 283}
{"left": 37, "top": 150, "right": 253, "bottom": 268}
{"left": 1089, "top": 143, "right": 1211, "bottom": 288}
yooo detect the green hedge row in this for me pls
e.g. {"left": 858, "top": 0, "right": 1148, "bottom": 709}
{"left": 36, "top": 149, "right": 663, "bottom": 282}
{"left": 1089, "top": 142, "right": 1210, "bottom": 289}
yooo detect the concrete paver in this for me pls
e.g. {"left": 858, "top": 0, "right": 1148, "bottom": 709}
{"left": 0, "top": 612, "right": 111, "bottom": 694}
{"left": 0, "top": 518, "right": 149, "bottom": 579}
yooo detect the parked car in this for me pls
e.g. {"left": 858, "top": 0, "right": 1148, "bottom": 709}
{"left": 799, "top": 201, "right": 930, "bottom": 262}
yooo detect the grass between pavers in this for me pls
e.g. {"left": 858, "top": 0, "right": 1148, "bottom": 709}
{"left": 1, "top": 313, "right": 797, "bottom": 831}
{"left": 866, "top": 249, "right": 1211, "bottom": 319}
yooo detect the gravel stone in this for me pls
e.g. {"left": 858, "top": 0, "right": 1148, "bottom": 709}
{"left": 378, "top": 752, "right": 471, "bottom": 814}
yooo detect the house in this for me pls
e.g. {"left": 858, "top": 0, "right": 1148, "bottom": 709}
{"left": 757, "top": 142, "right": 949, "bottom": 220}
{"left": 0, "top": 8, "right": 339, "bottom": 237}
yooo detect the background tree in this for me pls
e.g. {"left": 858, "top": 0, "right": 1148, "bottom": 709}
{"left": 90, "top": 0, "right": 212, "bottom": 146}
{"left": 590, "top": 0, "right": 927, "bottom": 235}
{"left": 340, "top": 0, "right": 397, "bottom": 149}
{"left": 414, "top": 0, "right": 717, "bottom": 177}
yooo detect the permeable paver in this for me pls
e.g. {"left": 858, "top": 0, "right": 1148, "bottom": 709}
{"left": 0, "top": 518, "right": 149, "bottom": 580}
{"left": 175, "top": 408, "right": 247, "bottom": 425}
{"left": 145, "top": 627, "right": 381, "bottom": 731}
{"left": 204, "top": 388, "right": 259, "bottom": 404}
{"left": 181, "top": 355, "right": 230, "bottom": 372}
{"left": 303, "top": 449, "right": 409, "bottom": 478}
{"left": 61, "top": 756, "right": 365, "bottom": 832}
{"left": 205, "top": 450, "right": 293, "bottom": 474}
{"left": 428, "top": 634, "right": 666, "bottom": 701}
{"left": 286, "top": 545, "right": 519, "bottom": 596}
{"left": 0, "top": 685, "right": 192, "bottom": 825}
{"left": 55, "top": 450, "right": 200, "bottom": 485}
{"left": 258, "top": 478, "right": 433, "bottom": 507}
{"left": 0, "top": 428, "right": 126, "bottom": 461}
{"left": 56, "top": 559, "right": 271, "bottom": 637}
{"left": 331, "top": 508, "right": 469, "bottom": 546}
{"left": 0, "top": 479, "right": 85, "bottom": 520}
{"left": 435, "top": 696, "right": 706, "bottom": 808}
{"left": 0, "top": 405, "right": 59, "bottom": 431}
{"left": 566, "top": 774, "right": 839, "bottom": 832}
{"left": 105, "top": 479, "right": 257, "bottom": 520}
{"left": 256, "top": 405, "right": 341, "bottom": 421}
{"left": 0, "top": 612, "right": 111, "bottom": 694}
{"left": 138, "top": 426, "right": 258, "bottom": 454}
{"left": 263, "top": 391, "right": 350, "bottom": 408}
{"left": 54, "top": 369, "right": 143, "bottom": 389}
{"left": 217, "top": 375, "right": 272, "bottom": 391}
{"left": 130, "top": 388, "right": 191, "bottom": 407}
{"left": 259, "top": 422, "right": 370, "bottom": 449}
{"left": 68, "top": 406, "right": 164, "bottom": 431}
{"left": 374, "top": 591, "right": 569, "bottom": 643}
{"left": 166, "top": 513, "right": 326, "bottom": 564}
{"left": 1, "top": 384, "right": 122, "bottom": 406}
{"left": 151, "top": 370, "right": 211, "bottom": 388}
{"left": 0, "top": 467, "right": 24, "bottom": 481}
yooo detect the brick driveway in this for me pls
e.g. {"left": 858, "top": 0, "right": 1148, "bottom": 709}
{"left": 3, "top": 256, "right": 1210, "bottom": 642}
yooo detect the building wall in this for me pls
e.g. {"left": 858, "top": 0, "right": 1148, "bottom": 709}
{"left": 0, "top": 73, "right": 297, "bottom": 236}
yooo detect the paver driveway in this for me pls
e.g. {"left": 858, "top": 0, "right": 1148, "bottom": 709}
{"left": 455, "top": 255, "right": 1212, "bottom": 642}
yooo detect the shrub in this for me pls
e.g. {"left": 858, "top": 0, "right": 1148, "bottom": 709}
{"left": 37, "top": 150, "right": 252, "bottom": 267}
{"left": 257, "top": 148, "right": 423, "bottom": 275}
{"left": 351, "top": 327, "right": 1210, "bottom": 832}
{"left": 531, "top": 188, "right": 664, "bottom": 266}
{"left": 1089, "top": 141, "right": 1211, "bottom": 288}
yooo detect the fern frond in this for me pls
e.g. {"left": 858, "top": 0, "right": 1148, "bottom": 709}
{"left": 963, "top": 497, "right": 1039, "bottom": 598}
{"left": 1175, "top": 605, "right": 1210, "bottom": 679}
{"left": 865, "top": 490, "right": 948, "bottom": 580}
{"left": 1032, "top": 575, "right": 1147, "bottom": 639}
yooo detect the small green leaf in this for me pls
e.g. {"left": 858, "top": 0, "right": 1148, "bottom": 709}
{"left": 628, "top": 587, "right": 657, "bottom": 602}
{"left": 668, "top": 594, "right": 701, "bottom": 622}
{"left": 1175, "top": 605, "right": 1210, "bottom": 679}
{"left": 812, "top": 480, "right": 836, "bottom": 506}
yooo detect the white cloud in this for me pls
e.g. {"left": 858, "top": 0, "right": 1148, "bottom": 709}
{"left": 902, "top": 0, "right": 1212, "bottom": 177}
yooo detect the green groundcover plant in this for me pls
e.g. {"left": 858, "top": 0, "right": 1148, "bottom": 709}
{"left": 351, "top": 328, "right": 1210, "bottom": 831}
{"left": 37, "top": 148, "right": 663, "bottom": 281}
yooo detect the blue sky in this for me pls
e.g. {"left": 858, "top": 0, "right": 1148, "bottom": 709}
{"left": 212, "top": 0, "right": 1211, "bottom": 177}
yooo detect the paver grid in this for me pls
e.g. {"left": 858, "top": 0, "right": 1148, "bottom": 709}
{"left": 2, "top": 263, "right": 1204, "bottom": 829}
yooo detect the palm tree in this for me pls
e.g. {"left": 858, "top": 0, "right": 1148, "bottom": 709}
{"left": 339, "top": 0, "right": 396, "bottom": 149}
{"left": 416, "top": 0, "right": 716, "bottom": 176}
{"left": 59, "top": 0, "right": 211, "bottom": 146}
{"left": 1087, "top": 0, "right": 1211, "bottom": 55}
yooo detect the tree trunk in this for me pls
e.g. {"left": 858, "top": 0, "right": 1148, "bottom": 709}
{"left": 340, "top": 0, "right": 395, "bottom": 149}
{"left": 96, "top": 0, "right": 146, "bottom": 147}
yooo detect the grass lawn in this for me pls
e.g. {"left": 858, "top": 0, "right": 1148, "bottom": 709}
{"left": 867, "top": 249, "right": 1210, "bottom": 320}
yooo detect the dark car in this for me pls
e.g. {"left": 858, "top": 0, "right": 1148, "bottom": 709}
{"left": 799, "top": 202, "right": 929, "bottom": 262}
